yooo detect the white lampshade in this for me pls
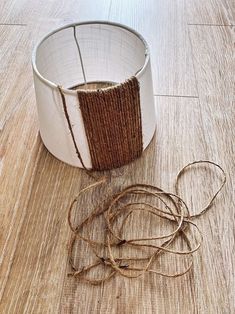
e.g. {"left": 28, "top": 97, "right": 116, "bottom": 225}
{"left": 32, "top": 21, "right": 156, "bottom": 169}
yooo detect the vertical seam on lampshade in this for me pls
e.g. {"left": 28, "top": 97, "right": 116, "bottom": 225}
{"left": 77, "top": 77, "right": 143, "bottom": 170}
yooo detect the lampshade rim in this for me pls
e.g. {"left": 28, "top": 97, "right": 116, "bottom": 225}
{"left": 32, "top": 20, "right": 150, "bottom": 95}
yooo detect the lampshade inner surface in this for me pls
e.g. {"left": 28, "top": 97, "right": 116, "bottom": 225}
{"left": 35, "top": 23, "right": 147, "bottom": 89}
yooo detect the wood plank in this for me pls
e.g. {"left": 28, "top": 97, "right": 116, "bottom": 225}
{"left": 108, "top": 0, "right": 197, "bottom": 96}
{"left": 0, "top": 148, "right": 83, "bottom": 313}
{"left": 0, "top": 22, "right": 88, "bottom": 309}
{"left": 0, "top": 25, "right": 38, "bottom": 301}
{"left": 0, "top": 26, "right": 28, "bottom": 131}
{"left": 187, "top": 0, "right": 235, "bottom": 25}
{"left": 0, "top": 22, "right": 71, "bottom": 300}
{"left": 189, "top": 24, "right": 235, "bottom": 311}
{"left": 0, "top": 0, "right": 111, "bottom": 24}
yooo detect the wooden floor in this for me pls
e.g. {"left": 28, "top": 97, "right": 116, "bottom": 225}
{"left": 0, "top": 0, "right": 234, "bottom": 313}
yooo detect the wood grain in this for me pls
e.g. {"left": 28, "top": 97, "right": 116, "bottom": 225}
{"left": 0, "top": 0, "right": 112, "bottom": 24}
{"left": 109, "top": 0, "right": 197, "bottom": 97}
{"left": 189, "top": 24, "right": 235, "bottom": 311}
{"left": 0, "top": 25, "right": 28, "bottom": 131}
{"left": 0, "top": 0, "right": 234, "bottom": 313}
{"left": 187, "top": 0, "right": 235, "bottom": 25}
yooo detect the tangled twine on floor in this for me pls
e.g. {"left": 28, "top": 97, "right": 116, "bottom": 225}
{"left": 67, "top": 161, "right": 226, "bottom": 285}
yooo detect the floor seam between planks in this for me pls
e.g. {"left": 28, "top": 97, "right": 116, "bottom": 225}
{"left": 0, "top": 23, "right": 27, "bottom": 26}
{"left": 188, "top": 23, "right": 235, "bottom": 27}
{"left": 154, "top": 94, "right": 199, "bottom": 99}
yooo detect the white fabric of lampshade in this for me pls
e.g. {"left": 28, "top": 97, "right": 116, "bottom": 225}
{"left": 32, "top": 21, "right": 156, "bottom": 169}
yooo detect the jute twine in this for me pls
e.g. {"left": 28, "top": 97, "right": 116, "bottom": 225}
{"left": 57, "top": 86, "right": 226, "bottom": 285}
{"left": 77, "top": 77, "right": 142, "bottom": 170}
